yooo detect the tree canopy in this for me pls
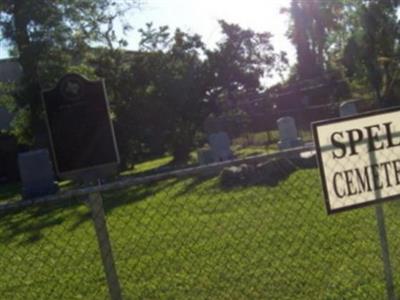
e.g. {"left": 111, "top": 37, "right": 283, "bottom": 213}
{"left": 100, "top": 21, "right": 288, "bottom": 164}
{"left": 2, "top": 0, "right": 399, "bottom": 168}
{"left": 0, "top": 0, "right": 138, "bottom": 143}
{"left": 284, "top": 0, "right": 400, "bottom": 108}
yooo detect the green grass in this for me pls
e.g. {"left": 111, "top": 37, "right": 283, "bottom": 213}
{"left": 119, "top": 130, "right": 291, "bottom": 177}
{"left": 1, "top": 169, "right": 400, "bottom": 299}
{"left": 298, "top": 129, "right": 313, "bottom": 142}
{"left": 233, "top": 131, "right": 280, "bottom": 147}
{"left": 121, "top": 156, "right": 173, "bottom": 176}
{"left": 120, "top": 144, "right": 274, "bottom": 178}
{"left": 232, "top": 145, "right": 272, "bottom": 158}
{"left": 232, "top": 129, "right": 312, "bottom": 152}
{"left": 0, "top": 143, "right": 269, "bottom": 204}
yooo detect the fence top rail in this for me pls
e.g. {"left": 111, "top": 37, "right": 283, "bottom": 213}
{"left": 0, "top": 144, "right": 315, "bottom": 211}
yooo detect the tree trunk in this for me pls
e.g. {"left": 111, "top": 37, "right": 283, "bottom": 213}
{"left": 14, "top": 1, "right": 44, "bottom": 146}
{"left": 171, "top": 125, "right": 196, "bottom": 164}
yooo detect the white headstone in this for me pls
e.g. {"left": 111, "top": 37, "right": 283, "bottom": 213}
{"left": 278, "top": 117, "right": 298, "bottom": 141}
{"left": 339, "top": 100, "right": 358, "bottom": 117}
{"left": 0, "top": 107, "right": 13, "bottom": 130}
{"left": 277, "top": 116, "right": 303, "bottom": 150}
{"left": 208, "top": 131, "right": 233, "bottom": 162}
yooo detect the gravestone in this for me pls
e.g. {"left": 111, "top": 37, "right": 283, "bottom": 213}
{"left": 42, "top": 73, "right": 119, "bottom": 181}
{"left": 208, "top": 131, "right": 233, "bottom": 162}
{"left": 0, "top": 107, "right": 13, "bottom": 130}
{"left": 339, "top": 100, "right": 358, "bottom": 117}
{"left": 277, "top": 116, "right": 303, "bottom": 150}
{"left": 18, "top": 149, "right": 58, "bottom": 198}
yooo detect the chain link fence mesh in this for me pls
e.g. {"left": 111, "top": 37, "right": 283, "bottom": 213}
{"left": 0, "top": 198, "right": 109, "bottom": 299}
{"left": 1, "top": 146, "right": 400, "bottom": 299}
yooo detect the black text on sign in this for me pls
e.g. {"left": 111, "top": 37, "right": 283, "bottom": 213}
{"left": 312, "top": 107, "right": 400, "bottom": 214}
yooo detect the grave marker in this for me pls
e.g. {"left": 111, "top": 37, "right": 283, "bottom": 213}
{"left": 208, "top": 131, "right": 233, "bottom": 162}
{"left": 339, "top": 100, "right": 358, "bottom": 117}
{"left": 18, "top": 149, "right": 58, "bottom": 198}
{"left": 277, "top": 116, "right": 303, "bottom": 150}
{"left": 42, "top": 74, "right": 119, "bottom": 180}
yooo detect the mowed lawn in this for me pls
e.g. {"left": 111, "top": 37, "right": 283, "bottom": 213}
{"left": 1, "top": 169, "right": 400, "bottom": 299}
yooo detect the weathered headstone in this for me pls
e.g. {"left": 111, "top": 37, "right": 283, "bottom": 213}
{"left": 277, "top": 116, "right": 303, "bottom": 150}
{"left": 0, "top": 107, "right": 13, "bottom": 130}
{"left": 208, "top": 131, "right": 233, "bottom": 162}
{"left": 18, "top": 149, "right": 58, "bottom": 198}
{"left": 339, "top": 100, "right": 358, "bottom": 117}
{"left": 42, "top": 73, "right": 119, "bottom": 181}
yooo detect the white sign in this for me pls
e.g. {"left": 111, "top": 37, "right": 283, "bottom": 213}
{"left": 312, "top": 107, "right": 400, "bottom": 214}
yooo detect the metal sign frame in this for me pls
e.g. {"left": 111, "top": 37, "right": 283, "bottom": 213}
{"left": 312, "top": 106, "right": 400, "bottom": 214}
{"left": 42, "top": 74, "right": 120, "bottom": 181}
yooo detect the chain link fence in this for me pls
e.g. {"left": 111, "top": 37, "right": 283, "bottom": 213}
{"left": 1, "top": 145, "right": 400, "bottom": 299}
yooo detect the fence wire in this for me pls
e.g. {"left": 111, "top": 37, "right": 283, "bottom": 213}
{"left": 0, "top": 198, "right": 109, "bottom": 299}
{"left": 1, "top": 145, "right": 400, "bottom": 299}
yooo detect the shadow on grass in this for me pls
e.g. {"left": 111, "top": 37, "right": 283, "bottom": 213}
{"left": 0, "top": 178, "right": 183, "bottom": 244}
{"left": 0, "top": 201, "right": 75, "bottom": 245}
{"left": 0, "top": 158, "right": 315, "bottom": 245}
{"left": 173, "top": 173, "right": 217, "bottom": 196}
{"left": 103, "top": 178, "right": 180, "bottom": 210}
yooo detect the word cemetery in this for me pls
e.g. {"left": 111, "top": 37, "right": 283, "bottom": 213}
{"left": 313, "top": 107, "right": 400, "bottom": 213}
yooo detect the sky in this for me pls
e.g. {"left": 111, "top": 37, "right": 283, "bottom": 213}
{"left": 0, "top": 0, "right": 295, "bottom": 82}
{"left": 125, "top": 0, "right": 295, "bottom": 85}
{"left": 126, "top": 0, "right": 294, "bottom": 61}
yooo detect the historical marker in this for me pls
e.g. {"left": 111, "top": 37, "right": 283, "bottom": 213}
{"left": 312, "top": 107, "right": 400, "bottom": 214}
{"left": 42, "top": 74, "right": 119, "bottom": 180}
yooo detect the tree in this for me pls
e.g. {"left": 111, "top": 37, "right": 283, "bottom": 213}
{"left": 206, "top": 20, "right": 287, "bottom": 111}
{"left": 288, "top": 0, "right": 400, "bottom": 107}
{"left": 340, "top": 0, "right": 400, "bottom": 107}
{"left": 98, "top": 24, "right": 211, "bottom": 165}
{"left": 0, "top": 0, "right": 138, "bottom": 144}
{"left": 283, "top": 0, "right": 342, "bottom": 80}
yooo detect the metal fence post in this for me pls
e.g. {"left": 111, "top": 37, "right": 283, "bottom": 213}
{"left": 367, "top": 149, "right": 396, "bottom": 300}
{"left": 88, "top": 191, "right": 123, "bottom": 300}
{"left": 337, "top": 103, "right": 398, "bottom": 300}
{"left": 375, "top": 205, "right": 396, "bottom": 300}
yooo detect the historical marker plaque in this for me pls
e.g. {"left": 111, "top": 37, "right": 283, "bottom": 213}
{"left": 42, "top": 74, "right": 119, "bottom": 179}
{"left": 312, "top": 107, "right": 400, "bottom": 214}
